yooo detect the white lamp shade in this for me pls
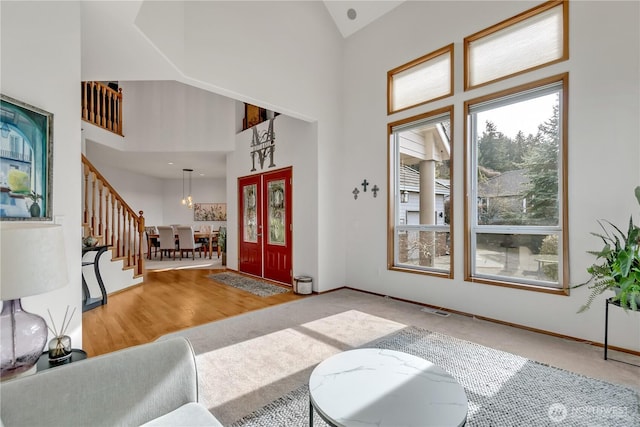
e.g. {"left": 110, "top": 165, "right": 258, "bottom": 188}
{"left": 0, "top": 223, "right": 69, "bottom": 300}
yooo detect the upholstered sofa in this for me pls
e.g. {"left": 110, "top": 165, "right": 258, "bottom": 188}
{"left": 0, "top": 337, "right": 222, "bottom": 426}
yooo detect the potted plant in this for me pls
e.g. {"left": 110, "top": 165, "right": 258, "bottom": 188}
{"left": 218, "top": 226, "right": 227, "bottom": 266}
{"left": 25, "top": 191, "right": 42, "bottom": 217}
{"left": 575, "top": 186, "right": 640, "bottom": 312}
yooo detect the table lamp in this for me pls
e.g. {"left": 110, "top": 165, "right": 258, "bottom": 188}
{"left": 1, "top": 223, "right": 69, "bottom": 379}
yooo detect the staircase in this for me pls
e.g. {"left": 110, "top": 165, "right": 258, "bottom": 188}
{"left": 82, "top": 154, "right": 145, "bottom": 286}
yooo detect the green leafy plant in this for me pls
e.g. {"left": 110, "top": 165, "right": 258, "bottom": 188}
{"left": 25, "top": 190, "right": 42, "bottom": 202}
{"left": 575, "top": 186, "right": 640, "bottom": 312}
{"left": 218, "top": 226, "right": 226, "bottom": 253}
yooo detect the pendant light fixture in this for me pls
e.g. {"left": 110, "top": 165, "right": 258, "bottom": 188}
{"left": 181, "top": 168, "right": 194, "bottom": 209}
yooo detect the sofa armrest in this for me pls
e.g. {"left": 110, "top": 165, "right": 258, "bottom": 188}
{"left": 1, "top": 337, "right": 201, "bottom": 427}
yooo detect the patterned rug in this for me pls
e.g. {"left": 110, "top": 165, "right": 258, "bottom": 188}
{"left": 231, "top": 326, "right": 640, "bottom": 426}
{"left": 208, "top": 272, "right": 290, "bottom": 297}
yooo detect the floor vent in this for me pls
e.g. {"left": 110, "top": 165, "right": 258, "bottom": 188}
{"left": 421, "top": 307, "right": 450, "bottom": 317}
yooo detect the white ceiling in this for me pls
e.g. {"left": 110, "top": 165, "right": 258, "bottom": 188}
{"left": 323, "top": 1, "right": 405, "bottom": 38}
{"left": 84, "top": 1, "right": 405, "bottom": 181}
{"left": 85, "top": 141, "right": 228, "bottom": 180}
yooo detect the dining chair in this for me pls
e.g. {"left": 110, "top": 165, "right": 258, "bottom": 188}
{"left": 157, "top": 226, "right": 178, "bottom": 260}
{"left": 198, "top": 225, "right": 211, "bottom": 256}
{"left": 145, "top": 226, "right": 160, "bottom": 259}
{"left": 176, "top": 226, "right": 203, "bottom": 260}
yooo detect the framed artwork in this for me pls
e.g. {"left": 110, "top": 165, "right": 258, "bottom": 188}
{"left": 243, "top": 103, "right": 266, "bottom": 130}
{"left": 0, "top": 94, "right": 53, "bottom": 220}
{"left": 194, "top": 203, "right": 227, "bottom": 221}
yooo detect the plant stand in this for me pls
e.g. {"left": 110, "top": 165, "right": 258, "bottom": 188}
{"left": 604, "top": 297, "right": 640, "bottom": 367}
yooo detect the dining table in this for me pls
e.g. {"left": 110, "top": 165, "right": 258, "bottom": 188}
{"left": 147, "top": 230, "right": 219, "bottom": 260}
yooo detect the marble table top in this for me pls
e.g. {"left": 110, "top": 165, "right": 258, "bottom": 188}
{"left": 309, "top": 348, "right": 468, "bottom": 427}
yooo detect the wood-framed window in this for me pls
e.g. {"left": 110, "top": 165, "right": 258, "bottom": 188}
{"left": 388, "top": 106, "right": 453, "bottom": 277}
{"left": 464, "top": 74, "right": 569, "bottom": 294}
{"left": 388, "top": 44, "right": 454, "bottom": 115}
{"left": 464, "top": 0, "right": 568, "bottom": 91}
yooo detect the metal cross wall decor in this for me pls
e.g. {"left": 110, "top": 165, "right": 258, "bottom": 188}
{"left": 250, "top": 118, "right": 276, "bottom": 172}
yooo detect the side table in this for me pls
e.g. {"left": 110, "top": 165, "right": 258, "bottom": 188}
{"left": 82, "top": 245, "right": 109, "bottom": 312}
{"left": 36, "top": 349, "right": 87, "bottom": 372}
{"left": 604, "top": 297, "right": 639, "bottom": 367}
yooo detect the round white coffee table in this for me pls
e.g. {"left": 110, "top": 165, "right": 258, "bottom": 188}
{"left": 309, "top": 348, "right": 468, "bottom": 426}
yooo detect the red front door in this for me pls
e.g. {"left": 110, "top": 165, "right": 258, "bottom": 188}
{"left": 238, "top": 174, "right": 262, "bottom": 277}
{"left": 238, "top": 167, "right": 292, "bottom": 284}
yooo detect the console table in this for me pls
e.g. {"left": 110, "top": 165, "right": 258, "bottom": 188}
{"left": 604, "top": 297, "right": 640, "bottom": 367}
{"left": 82, "top": 245, "right": 109, "bottom": 312}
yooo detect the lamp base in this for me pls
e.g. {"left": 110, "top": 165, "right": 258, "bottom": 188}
{"left": 0, "top": 299, "right": 48, "bottom": 379}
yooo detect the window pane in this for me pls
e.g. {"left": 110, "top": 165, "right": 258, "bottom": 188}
{"left": 388, "top": 45, "right": 453, "bottom": 114}
{"left": 243, "top": 184, "right": 257, "bottom": 243}
{"left": 466, "top": 75, "right": 567, "bottom": 291}
{"left": 268, "top": 179, "right": 286, "bottom": 245}
{"left": 397, "top": 228, "right": 450, "bottom": 272}
{"left": 390, "top": 108, "right": 452, "bottom": 276}
{"left": 474, "top": 92, "right": 560, "bottom": 227}
{"left": 473, "top": 232, "right": 560, "bottom": 286}
{"left": 466, "top": 3, "right": 566, "bottom": 89}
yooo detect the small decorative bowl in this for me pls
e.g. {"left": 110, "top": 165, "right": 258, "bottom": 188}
{"left": 83, "top": 236, "right": 99, "bottom": 248}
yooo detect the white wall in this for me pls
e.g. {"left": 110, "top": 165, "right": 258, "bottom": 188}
{"left": 7, "top": 0, "right": 636, "bottom": 355}
{"left": 120, "top": 80, "right": 236, "bottom": 153}
{"left": 227, "top": 116, "right": 318, "bottom": 283}
{"left": 142, "top": 0, "right": 345, "bottom": 292}
{"left": 1, "top": 2, "right": 83, "bottom": 346}
{"left": 342, "top": 1, "right": 640, "bottom": 351}
{"left": 85, "top": 159, "right": 227, "bottom": 232}
{"left": 82, "top": 161, "right": 165, "bottom": 227}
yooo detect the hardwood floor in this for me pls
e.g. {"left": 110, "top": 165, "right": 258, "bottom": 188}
{"left": 82, "top": 268, "right": 306, "bottom": 357}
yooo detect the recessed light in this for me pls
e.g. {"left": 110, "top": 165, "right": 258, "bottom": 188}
{"left": 168, "top": 162, "right": 174, "bottom": 165}
{"left": 347, "top": 8, "right": 357, "bottom": 20}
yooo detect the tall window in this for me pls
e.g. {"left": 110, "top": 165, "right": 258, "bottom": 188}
{"left": 465, "top": 74, "right": 568, "bottom": 292}
{"left": 389, "top": 107, "right": 453, "bottom": 277}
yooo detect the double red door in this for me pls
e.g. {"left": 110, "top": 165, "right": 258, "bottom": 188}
{"left": 238, "top": 167, "right": 292, "bottom": 284}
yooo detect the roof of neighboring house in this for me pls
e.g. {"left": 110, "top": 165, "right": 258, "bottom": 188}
{"left": 399, "top": 164, "right": 450, "bottom": 195}
{"left": 477, "top": 169, "right": 529, "bottom": 198}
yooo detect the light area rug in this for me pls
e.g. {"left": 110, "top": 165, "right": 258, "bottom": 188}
{"left": 230, "top": 325, "right": 640, "bottom": 427}
{"left": 208, "top": 272, "right": 290, "bottom": 297}
{"left": 187, "top": 310, "right": 406, "bottom": 424}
